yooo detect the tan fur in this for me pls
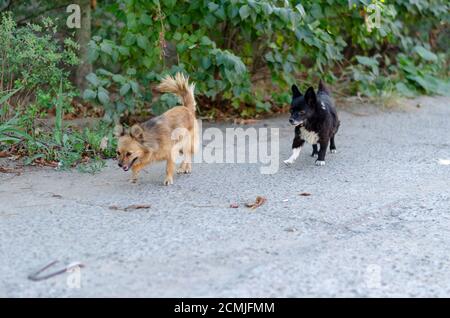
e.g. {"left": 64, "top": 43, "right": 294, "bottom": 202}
{"left": 116, "top": 73, "right": 198, "bottom": 185}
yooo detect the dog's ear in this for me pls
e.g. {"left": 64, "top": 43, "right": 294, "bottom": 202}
{"left": 291, "top": 84, "right": 302, "bottom": 98}
{"left": 113, "top": 124, "right": 125, "bottom": 138}
{"left": 304, "top": 87, "right": 317, "bottom": 106}
{"left": 130, "top": 124, "right": 144, "bottom": 141}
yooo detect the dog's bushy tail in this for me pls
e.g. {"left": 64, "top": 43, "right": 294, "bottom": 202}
{"left": 157, "top": 72, "right": 196, "bottom": 113}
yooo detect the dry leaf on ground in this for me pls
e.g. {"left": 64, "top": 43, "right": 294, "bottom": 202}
{"left": 245, "top": 196, "right": 267, "bottom": 210}
{"left": 234, "top": 119, "right": 261, "bottom": 125}
{"left": 0, "top": 166, "right": 22, "bottom": 174}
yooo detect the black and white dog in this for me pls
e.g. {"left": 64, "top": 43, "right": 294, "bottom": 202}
{"left": 284, "top": 80, "right": 340, "bottom": 166}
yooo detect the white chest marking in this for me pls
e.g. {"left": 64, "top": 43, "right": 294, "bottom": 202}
{"left": 300, "top": 127, "right": 319, "bottom": 144}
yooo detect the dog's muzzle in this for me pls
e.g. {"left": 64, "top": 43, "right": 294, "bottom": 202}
{"left": 121, "top": 157, "right": 138, "bottom": 172}
{"left": 289, "top": 119, "right": 304, "bottom": 126}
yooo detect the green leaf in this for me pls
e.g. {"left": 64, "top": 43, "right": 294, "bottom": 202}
{"left": 97, "top": 68, "right": 113, "bottom": 76}
{"left": 83, "top": 89, "right": 97, "bottom": 100}
{"left": 239, "top": 5, "right": 251, "bottom": 20}
{"left": 130, "top": 81, "right": 140, "bottom": 94}
{"left": 162, "top": 0, "right": 176, "bottom": 8}
{"left": 86, "top": 73, "right": 100, "bottom": 87}
{"left": 407, "top": 75, "right": 433, "bottom": 92}
{"left": 120, "top": 83, "right": 131, "bottom": 96}
{"left": 126, "top": 13, "right": 137, "bottom": 29}
{"left": 200, "top": 36, "right": 213, "bottom": 46}
{"left": 100, "top": 42, "right": 113, "bottom": 55}
{"left": 112, "top": 74, "right": 125, "bottom": 83}
{"left": 140, "top": 13, "right": 152, "bottom": 26}
{"left": 414, "top": 46, "right": 437, "bottom": 62}
{"left": 296, "top": 4, "right": 306, "bottom": 17}
{"left": 208, "top": 3, "right": 219, "bottom": 12}
{"left": 54, "top": 80, "right": 63, "bottom": 145}
{"left": 117, "top": 46, "right": 130, "bottom": 56}
{"left": 214, "top": 6, "right": 226, "bottom": 20}
{"left": 0, "top": 136, "right": 20, "bottom": 143}
{"left": 97, "top": 88, "right": 110, "bottom": 105}
{"left": 127, "top": 68, "right": 137, "bottom": 76}
{"left": 395, "top": 82, "right": 416, "bottom": 98}
{"left": 0, "top": 88, "right": 20, "bottom": 105}
{"left": 137, "top": 35, "right": 149, "bottom": 50}
{"left": 88, "top": 47, "right": 99, "bottom": 63}
{"left": 200, "top": 56, "right": 211, "bottom": 69}
{"left": 123, "top": 33, "right": 136, "bottom": 46}
{"left": 24, "top": 153, "right": 45, "bottom": 165}
{"left": 173, "top": 32, "right": 182, "bottom": 41}
{"left": 356, "top": 55, "right": 379, "bottom": 68}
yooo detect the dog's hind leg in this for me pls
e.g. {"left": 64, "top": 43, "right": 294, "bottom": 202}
{"left": 177, "top": 135, "right": 193, "bottom": 174}
{"left": 311, "top": 144, "right": 319, "bottom": 157}
{"left": 284, "top": 126, "right": 305, "bottom": 165}
{"left": 164, "top": 157, "right": 175, "bottom": 185}
{"left": 330, "top": 135, "right": 337, "bottom": 154}
{"left": 316, "top": 139, "right": 329, "bottom": 166}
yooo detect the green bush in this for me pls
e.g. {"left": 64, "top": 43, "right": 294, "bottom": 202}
{"left": 1, "top": 81, "right": 116, "bottom": 171}
{"left": 0, "top": 13, "right": 116, "bottom": 170}
{"left": 84, "top": 0, "right": 449, "bottom": 118}
{"left": 0, "top": 13, "right": 79, "bottom": 114}
{"left": 1, "top": 1, "right": 449, "bottom": 170}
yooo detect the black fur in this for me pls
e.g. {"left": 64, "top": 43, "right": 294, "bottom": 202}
{"left": 287, "top": 80, "right": 340, "bottom": 165}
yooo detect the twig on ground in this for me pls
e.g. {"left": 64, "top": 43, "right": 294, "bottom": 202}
{"left": 109, "top": 204, "right": 151, "bottom": 211}
{"left": 28, "top": 261, "right": 85, "bottom": 282}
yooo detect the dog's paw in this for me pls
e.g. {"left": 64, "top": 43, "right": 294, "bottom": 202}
{"left": 129, "top": 178, "right": 137, "bottom": 184}
{"left": 283, "top": 159, "right": 294, "bottom": 165}
{"left": 311, "top": 153, "right": 318, "bottom": 157}
{"left": 315, "top": 160, "right": 326, "bottom": 166}
{"left": 177, "top": 168, "right": 191, "bottom": 174}
{"left": 164, "top": 177, "right": 174, "bottom": 186}
{"left": 177, "top": 164, "right": 192, "bottom": 174}
{"left": 330, "top": 149, "right": 337, "bottom": 154}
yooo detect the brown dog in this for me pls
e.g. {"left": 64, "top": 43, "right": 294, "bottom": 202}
{"left": 115, "top": 73, "right": 198, "bottom": 185}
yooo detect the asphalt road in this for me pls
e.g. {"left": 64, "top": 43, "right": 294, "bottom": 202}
{"left": 1, "top": 96, "right": 449, "bottom": 297}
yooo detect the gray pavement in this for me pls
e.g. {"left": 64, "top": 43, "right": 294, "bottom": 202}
{"left": 0, "top": 96, "right": 449, "bottom": 297}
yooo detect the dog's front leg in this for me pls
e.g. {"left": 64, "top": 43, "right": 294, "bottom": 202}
{"left": 284, "top": 126, "right": 305, "bottom": 165}
{"left": 130, "top": 165, "right": 142, "bottom": 183}
{"left": 164, "top": 158, "right": 175, "bottom": 185}
{"left": 315, "top": 139, "right": 329, "bottom": 166}
{"left": 330, "top": 135, "right": 337, "bottom": 153}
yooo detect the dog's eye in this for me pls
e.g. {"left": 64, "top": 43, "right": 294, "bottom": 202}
{"left": 126, "top": 152, "right": 131, "bottom": 157}
{"left": 300, "top": 111, "right": 306, "bottom": 115}
{"left": 116, "top": 151, "right": 121, "bottom": 156}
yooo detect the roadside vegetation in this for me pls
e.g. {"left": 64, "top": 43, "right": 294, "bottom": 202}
{"left": 0, "top": 0, "right": 448, "bottom": 171}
